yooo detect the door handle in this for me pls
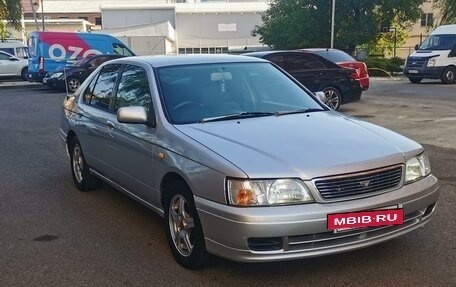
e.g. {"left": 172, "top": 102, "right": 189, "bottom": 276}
{"left": 106, "top": 121, "right": 115, "bottom": 130}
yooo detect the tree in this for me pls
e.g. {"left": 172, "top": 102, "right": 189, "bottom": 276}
{"left": 437, "top": 0, "right": 456, "bottom": 25}
{"left": 252, "top": 0, "right": 425, "bottom": 50}
{"left": 0, "top": 0, "right": 23, "bottom": 32}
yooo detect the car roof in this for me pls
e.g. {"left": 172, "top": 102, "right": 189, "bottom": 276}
{"left": 107, "top": 54, "right": 269, "bottom": 68}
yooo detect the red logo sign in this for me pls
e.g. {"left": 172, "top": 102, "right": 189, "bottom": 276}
{"left": 327, "top": 209, "right": 404, "bottom": 230}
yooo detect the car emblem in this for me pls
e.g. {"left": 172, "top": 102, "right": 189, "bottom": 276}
{"left": 360, "top": 180, "right": 371, "bottom": 188}
{"left": 412, "top": 62, "right": 417, "bottom": 65}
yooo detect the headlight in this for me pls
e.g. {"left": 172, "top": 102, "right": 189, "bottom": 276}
{"left": 426, "top": 56, "right": 438, "bottom": 67}
{"left": 405, "top": 153, "right": 431, "bottom": 183}
{"left": 51, "top": 72, "right": 63, "bottom": 78}
{"left": 227, "top": 178, "right": 314, "bottom": 206}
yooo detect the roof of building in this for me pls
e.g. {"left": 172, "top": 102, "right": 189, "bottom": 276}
{"left": 35, "top": 1, "right": 268, "bottom": 14}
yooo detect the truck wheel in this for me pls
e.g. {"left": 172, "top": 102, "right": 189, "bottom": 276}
{"left": 441, "top": 67, "right": 456, "bottom": 84}
{"left": 408, "top": 77, "right": 422, "bottom": 84}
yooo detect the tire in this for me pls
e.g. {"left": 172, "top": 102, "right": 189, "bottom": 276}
{"left": 67, "top": 77, "right": 81, "bottom": 93}
{"left": 164, "top": 180, "right": 210, "bottom": 269}
{"left": 21, "top": 67, "right": 29, "bottom": 81}
{"left": 68, "top": 137, "right": 101, "bottom": 191}
{"left": 408, "top": 77, "right": 422, "bottom": 84}
{"left": 441, "top": 66, "right": 456, "bottom": 84}
{"left": 322, "top": 87, "right": 342, "bottom": 110}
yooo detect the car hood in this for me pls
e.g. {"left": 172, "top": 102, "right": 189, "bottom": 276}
{"left": 174, "top": 111, "right": 422, "bottom": 179}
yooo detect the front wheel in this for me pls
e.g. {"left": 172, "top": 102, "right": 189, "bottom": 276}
{"left": 67, "top": 77, "right": 81, "bottom": 93}
{"left": 69, "top": 137, "right": 101, "bottom": 191}
{"left": 441, "top": 67, "right": 456, "bottom": 84}
{"left": 21, "top": 67, "right": 29, "bottom": 81}
{"left": 322, "top": 87, "right": 342, "bottom": 110}
{"left": 408, "top": 77, "right": 422, "bottom": 84}
{"left": 164, "top": 180, "right": 210, "bottom": 269}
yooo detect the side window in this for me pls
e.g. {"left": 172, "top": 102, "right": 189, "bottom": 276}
{"left": 285, "top": 53, "right": 326, "bottom": 70}
{"left": 267, "top": 54, "right": 286, "bottom": 69}
{"left": 0, "top": 48, "right": 14, "bottom": 55}
{"left": 16, "top": 47, "right": 29, "bottom": 59}
{"left": 115, "top": 65, "right": 151, "bottom": 112}
{"left": 0, "top": 53, "right": 10, "bottom": 60}
{"left": 83, "top": 64, "right": 121, "bottom": 110}
{"left": 113, "top": 43, "right": 134, "bottom": 57}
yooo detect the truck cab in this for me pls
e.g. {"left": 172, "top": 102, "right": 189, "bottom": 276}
{"left": 404, "top": 24, "right": 456, "bottom": 84}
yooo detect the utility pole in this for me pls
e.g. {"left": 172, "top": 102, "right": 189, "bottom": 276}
{"left": 330, "top": 0, "right": 335, "bottom": 48}
{"left": 29, "top": 0, "right": 40, "bottom": 31}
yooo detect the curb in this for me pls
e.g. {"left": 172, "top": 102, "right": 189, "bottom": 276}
{"left": 0, "top": 82, "right": 43, "bottom": 90}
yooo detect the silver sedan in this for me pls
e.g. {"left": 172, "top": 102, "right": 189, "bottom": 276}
{"left": 60, "top": 55, "right": 439, "bottom": 269}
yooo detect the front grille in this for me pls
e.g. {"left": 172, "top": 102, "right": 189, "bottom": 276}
{"left": 314, "top": 165, "right": 403, "bottom": 200}
{"left": 406, "top": 57, "right": 426, "bottom": 68}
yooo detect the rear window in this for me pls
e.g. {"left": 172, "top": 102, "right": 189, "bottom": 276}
{"left": 314, "top": 50, "right": 355, "bottom": 62}
{"left": 27, "top": 37, "right": 38, "bottom": 57}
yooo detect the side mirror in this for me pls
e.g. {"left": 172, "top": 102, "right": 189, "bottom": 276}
{"left": 9, "top": 56, "right": 19, "bottom": 61}
{"left": 117, "top": 106, "right": 156, "bottom": 127}
{"left": 414, "top": 44, "right": 419, "bottom": 51}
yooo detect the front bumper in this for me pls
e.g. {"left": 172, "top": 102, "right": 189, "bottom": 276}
{"left": 403, "top": 66, "right": 445, "bottom": 79}
{"left": 28, "top": 71, "right": 45, "bottom": 83}
{"left": 196, "top": 175, "right": 439, "bottom": 262}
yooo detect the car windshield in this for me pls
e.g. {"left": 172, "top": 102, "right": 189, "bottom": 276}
{"left": 419, "top": 34, "right": 456, "bottom": 50}
{"left": 157, "top": 62, "right": 324, "bottom": 124}
{"left": 313, "top": 50, "right": 355, "bottom": 62}
{"left": 71, "top": 57, "right": 90, "bottom": 66}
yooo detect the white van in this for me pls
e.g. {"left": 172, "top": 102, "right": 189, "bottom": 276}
{"left": 403, "top": 24, "right": 456, "bottom": 84}
{"left": 0, "top": 40, "right": 29, "bottom": 60}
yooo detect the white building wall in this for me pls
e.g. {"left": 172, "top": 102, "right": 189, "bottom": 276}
{"left": 176, "top": 12, "right": 262, "bottom": 49}
{"left": 102, "top": 9, "right": 176, "bottom": 29}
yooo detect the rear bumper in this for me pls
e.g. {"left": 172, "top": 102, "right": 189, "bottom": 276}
{"left": 341, "top": 84, "right": 362, "bottom": 105}
{"left": 196, "top": 175, "right": 439, "bottom": 262}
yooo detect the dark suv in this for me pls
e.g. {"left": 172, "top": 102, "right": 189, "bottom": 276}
{"left": 44, "top": 54, "right": 125, "bottom": 92}
{"left": 243, "top": 51, "right": 362, "bottom": 110}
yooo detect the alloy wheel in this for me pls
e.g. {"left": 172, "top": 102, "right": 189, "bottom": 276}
{"left": 72, "top": 143, "right": 84, "bottom": 183}
{"left": 168, "top": 194, "right": 195, "bottom": 257}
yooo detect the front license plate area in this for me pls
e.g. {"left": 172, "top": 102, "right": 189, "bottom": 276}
{"left": 408, "top": 69, "right": 419, "bottom": 74}
{"left": 327, "top": 209, "right": 404, "bottom": 233}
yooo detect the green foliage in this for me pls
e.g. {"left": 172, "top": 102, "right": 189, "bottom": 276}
{"left": 0, "top": 0, "right": 23, "bottom": 31}
{"left": 437, "top": 0, "right": 456, "bottom": 25}
{"left": 253, "top": 0, "right": 425, "bottom": 50}
{"left": 364, "top": 57, "right": 405, "bottom": 76}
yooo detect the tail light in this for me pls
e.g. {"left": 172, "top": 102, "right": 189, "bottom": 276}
{"left": 39, "top": 56, "right": 44, "bottom": 74}
{"left": 349, "top": 69, "right": 358, "bottom": 80}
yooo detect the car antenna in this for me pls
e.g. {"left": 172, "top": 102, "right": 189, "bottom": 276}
{"left": 64, "top": 66, "right": 69, "bottom": 98}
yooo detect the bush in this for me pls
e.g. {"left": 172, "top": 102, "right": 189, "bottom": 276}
{"left": 364, "top": 57, "right": 405, "bottom": 77}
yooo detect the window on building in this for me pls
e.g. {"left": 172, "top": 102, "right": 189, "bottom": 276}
{"left": 59, "top": 16, "right": 69, "bottom": 19}
{"left": 421, "top": 13, "right": 433, "bottom": 27}
{"left": 79, "top": 16, "right": 88, "bottom": 21}
{"left": 95, "top": 17, "right": 102, "bottom": 25}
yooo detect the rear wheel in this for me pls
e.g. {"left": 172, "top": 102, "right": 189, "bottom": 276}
{"left": 408, "top": 77, "right": 422, "bottom": 84}
{"left": 67, "top": 77, "right": 81, "bottom": 93}
{"left": 164, "top": 180, "right": 210, "bottom": 269}
{"left": 322, "top": 87, "right": 341, "bottom": 110}
{"left": 441, "top": 67, "right": 456, "bottom": 84}
{"left": 69, "top": 137, "right": 101, "bottom": 191}
{"left": 21, "top": 67, "right": 29, "bottom": 81}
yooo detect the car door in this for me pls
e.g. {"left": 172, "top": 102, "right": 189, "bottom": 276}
{"left": 76, "top": 63, "right": 122, "bottom": 173}
{"left": 0, "top": 52, "right": 17, "bottom": 76}
{"left": 103, "top": 64, "right": 158, "bottom": 203}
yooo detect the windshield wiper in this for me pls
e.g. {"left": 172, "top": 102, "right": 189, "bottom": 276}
{"left": 199, "top": 112, "right": 274, "bottom": 123}
{"left": 274, "top": 108, "right": 324, "bottom": 116}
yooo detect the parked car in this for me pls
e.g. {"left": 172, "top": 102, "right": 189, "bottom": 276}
{"left": 0, "top": 40, "right": 29, "bottom": 60}
{"left": 303, "top": 48, "right": 370, "bottom": 90}
{"left": 44, "top": 54, "right": 125, "bottom": 92}
{"left": 0, "top": 50, "right": 28, "bottom": 81}
{"left": 243, "top": 50, "right": 362, "bottom": 110}
{"left": 61, "top": 55, "right": 439, "bottom": 269}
